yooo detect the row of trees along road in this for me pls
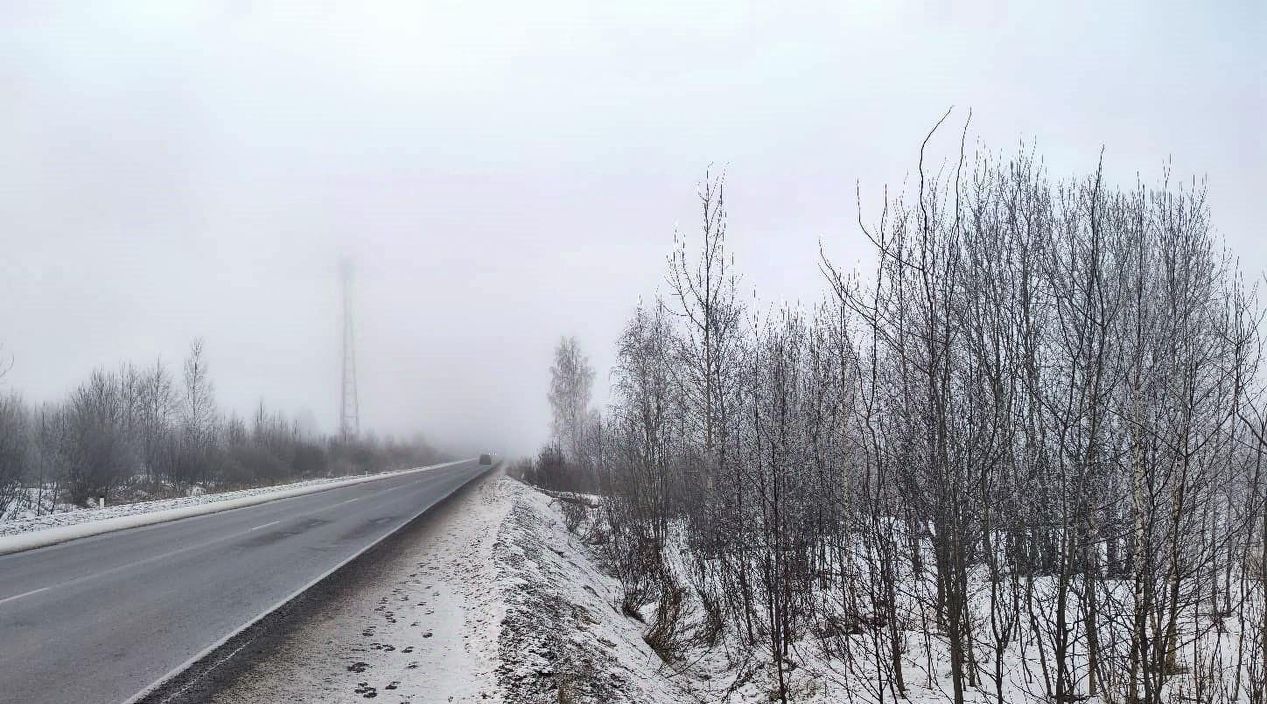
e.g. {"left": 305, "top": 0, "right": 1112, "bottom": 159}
{"left": 0, "top": 339, "right": 441, "bottom": 516}
{"left": 534, "top": 122, "right": 1267, "bottom": 704}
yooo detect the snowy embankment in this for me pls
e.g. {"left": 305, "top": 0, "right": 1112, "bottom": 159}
{"left": 502, "top": 501, "right": 1262, "bottom": 704}
{"left": 0, "top": 459, "right": 471, "bottom": 556}
{"left": 494, "top": 480, "right": 692, "bottom": 703}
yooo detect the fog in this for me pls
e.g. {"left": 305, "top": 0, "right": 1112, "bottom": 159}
{"left": 1, "top": 1, "right": 1262, "bottom": 457}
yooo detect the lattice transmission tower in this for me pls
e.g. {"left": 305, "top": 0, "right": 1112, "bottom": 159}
{"left": 339, "top": 257, "right": 360, "bottom": 441}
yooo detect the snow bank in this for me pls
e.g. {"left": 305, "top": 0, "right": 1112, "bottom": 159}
{"left": 490, "top": 483, "right": 1008, "bottom": 703}
{"left": 494, "top": 480, "right": 691, "bottom": 704}
{"left": 0, "top": 459, "right": 472, "bottom": 556}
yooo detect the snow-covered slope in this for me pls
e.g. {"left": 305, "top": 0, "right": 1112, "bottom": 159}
{"left": 494, "top": 480, "right": 692, "bottom": 703}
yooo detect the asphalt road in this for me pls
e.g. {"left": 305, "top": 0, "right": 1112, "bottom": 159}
{"left": 0, "top": 459, "right": 489, "bottom": 704}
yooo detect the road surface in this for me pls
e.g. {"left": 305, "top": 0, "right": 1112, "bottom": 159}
{"left": 0, "top": 459, "right": 489, "bottom": 704}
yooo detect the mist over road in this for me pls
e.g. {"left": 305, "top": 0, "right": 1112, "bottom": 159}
{"left": 0, "top": 459, "right": 489, "bottom": 704}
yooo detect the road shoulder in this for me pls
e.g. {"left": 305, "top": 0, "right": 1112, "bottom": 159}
{"left": 209, "top": 468, "right": 508, "bottom": 703}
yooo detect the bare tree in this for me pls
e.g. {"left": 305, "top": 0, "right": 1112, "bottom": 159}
{"left": 136, "top": 359, "right": 177, "bottom": 482}
{"left": 548, "top": 335, "right": 595, "bottom": 474}
{"left": 0, "top": 394, "right": 28, "bottom": 516}
{"left": 177, "top": 338, "right": 217, "bottom": 486}
{"left": 63, "top": 369, "right": 136, "bottom": 505}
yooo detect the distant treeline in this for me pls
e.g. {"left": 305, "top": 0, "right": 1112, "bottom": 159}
{"left": 0, "top": 339, "right": 442, "bottom": 515}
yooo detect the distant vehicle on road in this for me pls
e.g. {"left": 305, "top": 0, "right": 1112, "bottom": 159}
{"left": 479, "top": 453, "right": 493, "bottom": 465}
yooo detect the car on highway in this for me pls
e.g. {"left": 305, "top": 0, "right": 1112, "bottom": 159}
{"left": 479, "top": 453, "right": 493, "bottom": 465}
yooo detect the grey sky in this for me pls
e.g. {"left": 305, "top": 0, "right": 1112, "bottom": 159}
{"left": 1, "top": 1, "right": 1263, "bottom": 456}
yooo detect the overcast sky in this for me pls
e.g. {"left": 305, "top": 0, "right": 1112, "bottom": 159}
{"left": 1, "top": 1, "right": 1263, "bottom": 456}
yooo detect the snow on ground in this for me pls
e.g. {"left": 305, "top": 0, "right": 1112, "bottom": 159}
{"left": 488, "top": 483, "right": 1259, "bottom": 704}
{"left": 494, "top": 479, "right": 693, "bottom": 704}
{"left": 213, "top": 470, "right": 510, "bottom": 703}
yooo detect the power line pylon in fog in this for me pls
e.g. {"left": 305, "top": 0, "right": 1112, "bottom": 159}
{"left": 339, "top": 257, "right": 360, "bottom": 441}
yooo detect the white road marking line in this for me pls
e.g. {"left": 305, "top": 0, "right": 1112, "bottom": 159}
{"left": 0, "top": 458, "right": 477, "bottom": 561}
{"left": 0, "top": 464, "right": 477, "bottom": 610}
{"left": 0, "top": 587, "right": 48, "bottom": 605}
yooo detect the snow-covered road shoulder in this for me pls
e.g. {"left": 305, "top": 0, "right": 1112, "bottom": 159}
{"left": 494, "top": 479, "right": 690, "bottom": 703}
{"left": 211, "top": 465, "right": 510, "bottom": 704}
{"left": 0, "top": 459, "right": 472, "bottom": 556}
